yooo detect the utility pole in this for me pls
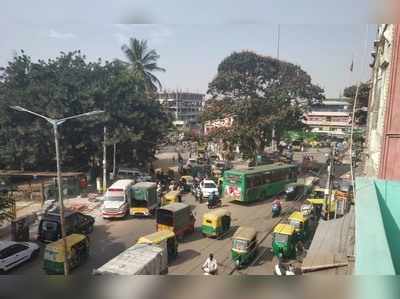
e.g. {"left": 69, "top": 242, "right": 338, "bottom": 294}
{"left": 103, "top": 126, "right": 107, "bottom": 193}
{"left": 112, "top": 143, "right": 117, "bottom": 179}
{"left": 272, "top": 24, "right": 281, "bottom": 152}
{"left": 325, "top": 145, "right": 335, "bottom": 220}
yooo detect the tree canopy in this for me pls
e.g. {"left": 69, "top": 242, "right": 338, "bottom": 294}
{"left": 204, "top": 51, "right": 324, "bottom": 158}
{"left": 343, "top": 82, "right": 370, "bottom": 125}
{"left": 0, "top": 50, "right": 170, "bottom": 172}
{"left": 121, "top": 38, "right": 166, "bottom": 92}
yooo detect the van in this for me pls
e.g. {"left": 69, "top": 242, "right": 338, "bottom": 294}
{"left": 38, "top": 209, "right": 94, "bottom": 243}
{"left": 102, "top": 179, "right": 135, "bottom": 219}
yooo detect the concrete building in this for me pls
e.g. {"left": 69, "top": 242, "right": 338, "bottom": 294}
{"left": 203, "top": 114, "right": 235, "bottom": 136}
{"left": 158, "top": 91, "right": 204, "bottom": 126}
{"left": 355, "top": 24, "right": 400, "bottom": 275}
{"left": 364, "top": 24, "right": 397, "bottom": 178}
{"left": 303, "top": 98, "right": 352, "bottom": 138}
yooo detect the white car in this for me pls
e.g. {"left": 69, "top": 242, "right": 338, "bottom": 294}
{"left": 200, "top": 180, "right": 218, "bottom": 199}
{"left": 0, "top": 241, "right": 40, "bottom": 272}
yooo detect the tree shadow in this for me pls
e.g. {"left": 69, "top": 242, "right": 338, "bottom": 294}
{"left": 169, "top": 249, "right": 201, "bottom": 266}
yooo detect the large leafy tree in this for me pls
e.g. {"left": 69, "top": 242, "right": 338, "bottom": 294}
{"left": 205, "top": 51, "right": 324, "bottom": 158}
{"left": 343, "top": 82, "right": 370, "bottom": 125}
{"left": 0, "top": 51, "right": 170, "bottom": 171}
{"left": 121, "top": 38, "right": 166, "bottom": 92}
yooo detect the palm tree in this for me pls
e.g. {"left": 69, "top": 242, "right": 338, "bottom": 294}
{"left": 121, "top": 38, "right": 166, "bottom": 92}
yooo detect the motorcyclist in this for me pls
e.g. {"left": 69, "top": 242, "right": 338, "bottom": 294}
{"left": 208, "top": 191, "right": 220, "bottom": 209}
{"left": 272, "top": 197, "right": 282, "bottom": 217}
{"left": 202, "top": 253, "right": 218, "bottom": 275}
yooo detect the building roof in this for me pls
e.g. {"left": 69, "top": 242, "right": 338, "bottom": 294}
{"left": 225, "top": 163, "right": 296, "bottom": 176}
{"left": 233, "top": 226, "right": 257, "bottom": 240}
{"left": 273, "top": 223, "right": 295, "bottom": 235}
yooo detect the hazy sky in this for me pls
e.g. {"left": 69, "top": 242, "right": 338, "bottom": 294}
{"left": 0, "top": 1, "right": 378, "bottom": 98}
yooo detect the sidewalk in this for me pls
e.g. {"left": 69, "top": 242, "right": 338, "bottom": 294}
{"left": 0, "top": 194, "right": 104, "bottom": 240}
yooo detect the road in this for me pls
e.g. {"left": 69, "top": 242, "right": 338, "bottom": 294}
{"left": 8, "top": 146, "right": 334, "bottom": 276}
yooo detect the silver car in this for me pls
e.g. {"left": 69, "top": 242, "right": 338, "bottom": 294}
{"left": 0, "top": 241, "right": 40, "bottom": 272}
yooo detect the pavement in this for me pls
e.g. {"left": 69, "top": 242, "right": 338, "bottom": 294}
{"left": 3, "top": 146, "right": 333, "bottom": 276}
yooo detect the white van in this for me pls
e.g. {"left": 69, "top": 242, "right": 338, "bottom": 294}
{"left": 102, "top": 179, "right": 135, "bottom": 219}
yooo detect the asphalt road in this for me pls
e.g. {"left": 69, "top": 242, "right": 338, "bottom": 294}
{"left": 7, "top": 146, "right": 337, "bottom": 276}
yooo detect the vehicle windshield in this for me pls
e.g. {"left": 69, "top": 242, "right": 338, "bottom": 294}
{"left": 274, "top": 233, "right": 289, "bottom": 243}
{"left": 289, "top": 219, "right": 301, "bottom": 229}
{"left": 312, "top": 191, "right": 325, "bottom": 198}
{"left": 132, "top": 188, "right": 146, "bottom": 201}
{"left": 104, "top": 195, "right": 125, "bottom": 202}
{"left": 204, "top": 182, "right": 216, "bottom": 189}
{"left": 42, "top": 220, "right": 58, "bottom": 231}
{"left": 233, "top": 239, "right": 248, "bottom": 251}
{"left": 157, "top": 210, "right": 174, "bottom": 226}
{"left": 131, "top": 199, "right": 148, "bottom": 207}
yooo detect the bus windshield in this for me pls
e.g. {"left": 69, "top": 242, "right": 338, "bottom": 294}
{"left": 157, "top": 210, "right": 174, "bottom": 226}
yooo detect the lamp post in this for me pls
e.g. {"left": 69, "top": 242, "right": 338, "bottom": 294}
{"left": 10, "top": 106, "right": 104, "bottom": 276}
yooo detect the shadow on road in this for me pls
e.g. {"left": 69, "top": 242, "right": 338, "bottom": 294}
{"left": 170, "top": 249, "right": 200, "bottom": 266}
{"left": 252, "top": 246, "right": 274, "bottom": 267}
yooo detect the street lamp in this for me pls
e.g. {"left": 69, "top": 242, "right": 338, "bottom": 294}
{"left": 10, "top": 106, "right": 104, "bottom": 276}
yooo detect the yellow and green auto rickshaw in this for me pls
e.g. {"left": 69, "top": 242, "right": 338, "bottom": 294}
{"left": 137, "top": 230, "right": 178, "bottom": 262}
{"left": 272, "top": 223, "right": 299, "bottom": 260}
{"left": 201, "top": 208, "right": 231, "bottom": 238}
{"left": 231, "top": 226, "right": 257, "bottom": 268}
{"left": 43, "top": 234, "right": 89, "bottom": 274}
{"left": 162, "top": 190, "right": 182, "bottom": 205}
{"left": 288, "top": 211, "right": 312, "bottom": 241}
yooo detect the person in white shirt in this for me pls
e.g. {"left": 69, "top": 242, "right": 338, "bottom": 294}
{"left": 202, "top": 253, "right": 218, "bottom": 275}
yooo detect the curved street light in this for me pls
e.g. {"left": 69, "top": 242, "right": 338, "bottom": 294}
{"left": 10, "top": 106, "right": 104, "bottom": 276}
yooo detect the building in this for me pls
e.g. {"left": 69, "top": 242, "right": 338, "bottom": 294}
{"left": 355, "top": 24, "right": 400, "bottom": 275}
{"left": 158, "top": 91, "right": 204, "bottom": 126}
{"left": 203, "top": 114, "right": 235, "bottom": 136}
{"left": 302, "top": 98, "right": 352, "bottom": 138}
{"left": 364, "top": 24, "right": 397, "bottom": 179}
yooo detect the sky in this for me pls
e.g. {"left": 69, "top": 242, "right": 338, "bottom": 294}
{"left": 0, "top": 1, "right": 380, "bottom": 98}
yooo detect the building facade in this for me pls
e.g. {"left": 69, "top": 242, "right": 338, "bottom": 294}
{"left": 158, "top": 91, "right": 204, "bottom": 126}
{"left": 303, "top": 98, "right": 352, "bottom": 138}
{"left": 364, "top": 24, "right": 398, "bottom": 179}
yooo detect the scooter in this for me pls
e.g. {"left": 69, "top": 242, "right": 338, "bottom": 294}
{"left": 274, "top": 263, "right": 295, "bottom": 276}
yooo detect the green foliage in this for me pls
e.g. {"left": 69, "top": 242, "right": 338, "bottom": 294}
{"left": 0, "top": 50, "right": 170, "bottom": 171}
{"left": 343, "top": 82, "right": 370, "bottom": 125}
{"left": 121, "top": 38, "right": 166, "bottom": 92}
{"left": 205, "top": 51, "right": 324, "bottom": 159}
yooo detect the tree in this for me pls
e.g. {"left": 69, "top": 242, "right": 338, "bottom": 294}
{"left": 343, "top": 82, "right": 370, "bottom": 125}
{"left": 205, "top": 51, "right": 324, "bottom": 159}
{"left": 0, "top": 51, "right": 170, "bottom": 172}
{"left": 121, "top": 38, "right": 166, "bottom": 92}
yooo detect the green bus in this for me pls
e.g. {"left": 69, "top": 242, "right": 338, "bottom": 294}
{"left": 222, "top": 163, "right": 298, "bottom": 203}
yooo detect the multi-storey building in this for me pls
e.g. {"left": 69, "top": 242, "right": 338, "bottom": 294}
{"left": 303, "top": 98, "right": 352, "bottom": 137}
{"left": 158, "top": 91, "right": 204, "bottom": 126}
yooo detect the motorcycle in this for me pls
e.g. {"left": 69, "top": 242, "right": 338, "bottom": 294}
{"left": 207, "top": 195, "right": 222, "bottom": 209}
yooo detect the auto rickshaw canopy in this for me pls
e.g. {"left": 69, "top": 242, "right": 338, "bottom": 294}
{"left": 164, "top": 190, "right": 181, "bottom": 200}
{"left": 305, "top": 198, "right": 325, "bottom": 205}
{"left": 45, "top": 234, "right": 87, "bottom": 257}
{"left": 273, "top": 223, "right": 295, "bottom": 236}
{"left": 232, "top": 226, "right": 257, "bottom": 241}
{"left": 137, "top": 230, "right": 176, "bottom": 245}
{"left": 288, "top": 211, "right": 306, "bottom": 223}
{"left": 203, "top": 208, "right": 231, "bottom": 222}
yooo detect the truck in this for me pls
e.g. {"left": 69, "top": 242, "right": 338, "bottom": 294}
{"left": 93, "top": 243, "right": 168, "bottom": 275}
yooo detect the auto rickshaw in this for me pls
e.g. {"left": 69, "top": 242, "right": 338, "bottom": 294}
{"left": 231, "top": 226, "right": 257, "bottom": 268}
{"left": 137, "top": 230, "right": 178, "bottom": 262}
{"left": 43, "top": 233, "right": 89, "bottom": 274}
{"left": 180, "top": 175, "right": 194, "bottom": 193}
{"left": 272, "top": 223, "right": 298, "bottom": 260}
{"left": 288, "top": 211, "right": 311, "bottom": 241}
{"left": 162, "top": 190, "right": 182, "bottom": 205}
{"left": 201, "top": 208, "right": 231, "bottom": 238}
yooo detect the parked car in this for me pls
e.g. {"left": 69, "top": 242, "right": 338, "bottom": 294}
{"left": 0, "top": 241, "right": 39, "bottom": 272}
{"left": 38, "top": 209, "right": 95, "bottom": 243}
{"left": 200, "top": 180, "right": 218, "bottom": 199}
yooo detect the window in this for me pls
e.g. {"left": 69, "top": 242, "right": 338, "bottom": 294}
{"left": 274, "top": 233, "right": 289, "bottom": 243}
{"left": 232, "top": 239, "right": 248, "bottom": 251}
{"left": 42, "top": 220, "right": 58, "bottom": 232}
